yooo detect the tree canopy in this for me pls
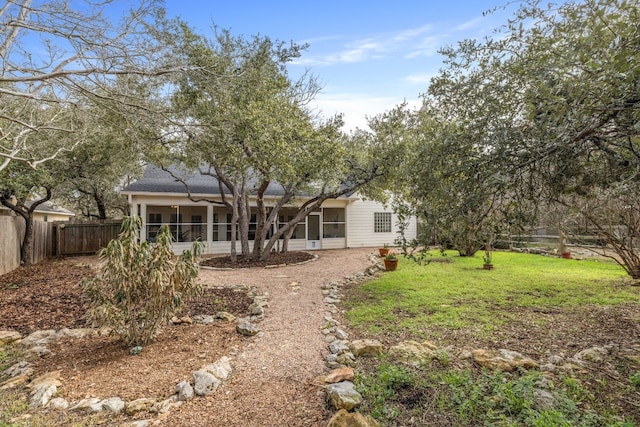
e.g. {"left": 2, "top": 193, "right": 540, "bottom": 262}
{"left": 0, "top": 0, "right": 173, "bottom": 171}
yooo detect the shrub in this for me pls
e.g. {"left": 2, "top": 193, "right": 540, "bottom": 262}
{"left": 84, "top": 216, "right": 203, "bottom": 346}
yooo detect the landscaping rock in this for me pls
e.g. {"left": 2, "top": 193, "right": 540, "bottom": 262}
{"left": 0, "top": 374, "right": 29, "bottom": 390}
{"left": 28, "top": 370, "right": 62, "bottom": 390}
{"left": 4, "top": 361, "right": 32, "bottom": 377}
{"left": 125, "top": 398, "right": 157, "bottom": 415}
{"left": 151, "top": 395, "right": 183, "bottom": 414}
{"left": 324, "top": 367, "right": 355, "bottom": 384}
{"left": 193, "top": 314, "right": 216, "bottom": 324}
{"left": 349, "top": 339, "right": 384, "bottom": 357}
{"left": 388, "top": 340, "right": 437, "bottom": 366}
{"left": 193, "top": 370, "right": 221, "bottom": 396}
{"left": 48, "top": 397, "right": 69, "bottom": 410}
{"left": 472, "top": 349, "right": 539, "bottom": 371}
{"left": 334, "top": 328, "right": 349, "bottom": 340}
{"left": 29, "top": 384, "right": 57, "bottom": 409}
{"left": 175, "top": 380, "right": 194, "bottom": 401}
{"left": 28, "top": 345, "right": 51, "bottom": 357}
{"left": 326, "top": 381, "right": 362, "bottom": 411}
{"left": 0, "top": 330, "right": 22, "bottom": 345}
{"left": 19, "top": 329, "right": 59, "bottom": 347}
{"left": 203, "top": 356, "right": 232, "bottom": 380}
{"left": 327, "top": 409, "right": 381, "bottom": 427}
{"left": 217, "top": 311, "right": 236, "bottom": 322}
{"left": 574, "top": 346, "right": 608, "bottom": 363}
{"left": 329, "top": 340, "right": 350, "bottom": 355}
{"left": 236, "top": 319, "right": 260, "bottom": 336}
{"left": 70, "top": 398, "right": 101, "bottom": 412}
{"left": 101, "top": 397, "right": 125, "bottom": 413}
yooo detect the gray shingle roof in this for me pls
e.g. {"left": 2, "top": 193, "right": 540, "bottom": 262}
{"left": 122, "top": 164, "right": 294, "bottom": 197}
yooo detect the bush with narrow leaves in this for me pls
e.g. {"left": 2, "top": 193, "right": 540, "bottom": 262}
{"left": 84, "top": 216, "right": 203, "bottom": 346}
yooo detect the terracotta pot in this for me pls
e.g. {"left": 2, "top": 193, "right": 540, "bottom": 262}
{"left": 384, "top": 258, "right": 398, "bottom": 271}
{"left": 561, "top": 251, "right": 571, "bottom": 259}
{"left": 379, "top": 248, "right": 390, "bottom": 257}
{"left": 483, "top": 263, "right": 494, "bottom": 270}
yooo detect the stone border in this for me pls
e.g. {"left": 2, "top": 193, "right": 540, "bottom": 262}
{"left": 0, "top": 284, "right": 269, "bottom": 426}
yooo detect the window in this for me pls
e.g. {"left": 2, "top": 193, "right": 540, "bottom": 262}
{"left": 147, "top": 212, "right": 163, "bottom": 242}
{"left": 323, "top": 208, "right": 345, "bottom": 238}
{"left": 278, "top": 210, "right": 305, "bottom": 239}
{"left": 374, "top": 212, "right": 392, "bottom": 233}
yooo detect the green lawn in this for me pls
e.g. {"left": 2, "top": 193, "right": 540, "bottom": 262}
{"left": 344, "top": 251, "right": 640, "bottom": 426}
{"left": 345, "top": 251, "right": 638, "bottom": 337}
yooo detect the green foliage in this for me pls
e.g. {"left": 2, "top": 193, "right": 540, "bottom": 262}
{"left": 630, "top": 370, "right": 640, "bottom": 388}
{"left": 356, "top": 364, "right": 634, "bottom": 426}
{"left": 84, "top": 216, "right": 203, "bottom": 346}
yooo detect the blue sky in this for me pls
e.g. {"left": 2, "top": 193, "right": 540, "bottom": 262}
{"left": 164, "top": 1, "right": 519, "bottom": 131}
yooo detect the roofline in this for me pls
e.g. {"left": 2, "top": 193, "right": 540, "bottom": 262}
{"left": 121, "top": 190, "right": 358, "bottom": 201}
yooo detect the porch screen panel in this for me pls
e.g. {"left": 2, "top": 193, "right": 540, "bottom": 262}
{"left": 322, "top": 208, "right": 345, "bottom": 238}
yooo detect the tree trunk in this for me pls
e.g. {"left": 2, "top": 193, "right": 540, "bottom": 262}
{"left": 94, "top": 190, "right": 108, "bottom": 220}
{"left": 281, "top": 226, "right": 296, "bottom": 253}
{"left": 252, "top": 181, "right": 270, "bottom": 259}
{"left": 238, "top": 192, "right": 250, "bottom": 257}
{"left": 20, "top": 215, "right": 34, "bottom": 265}
{"left": 229, "top": 188, "right": 239, "bottom": 262}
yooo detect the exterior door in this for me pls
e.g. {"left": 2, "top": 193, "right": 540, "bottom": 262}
{"left": 306, "top": 214, "right": 321, "bottom": 249}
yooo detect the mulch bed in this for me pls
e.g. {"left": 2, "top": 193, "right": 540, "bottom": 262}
{"left": 0, "top": 256, "right": 257, "bottom": 335}
{"left": 200, "top": 251, "right": 314, "bottom": 269}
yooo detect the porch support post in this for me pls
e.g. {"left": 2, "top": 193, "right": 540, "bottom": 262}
{"left": 207, "top": 204, "right": 214, "bottom": 254}
{"left": 140, "top": 203, "right": 147, "bottom": 241}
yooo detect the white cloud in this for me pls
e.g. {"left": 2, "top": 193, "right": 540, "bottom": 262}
{"left": 296, "top": 23, "right": 443, "bottom": 67}
{"left": 310, "top": 92, "right": 421, "bottom": 132}
{"left": 404, "top": 72, "right": 436, "bottom": 86}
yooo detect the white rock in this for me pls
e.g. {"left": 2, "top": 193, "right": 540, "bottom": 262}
{"left": 29, "top": 384, "right": 57, "bottom": 409}
{"left": 203, "top": 356, "right": 232, "bottom": 380}
{"left": 101, "top": 397, "right": 125, "bottom": 413}
{"left": 48, "top": 397, "right": 69, "bottom": 410}
{"left": 175, "top": 380, "right": 194, "bottom": 401}
{"left": 192, "top": 370, "right": 221, "bottom": 396}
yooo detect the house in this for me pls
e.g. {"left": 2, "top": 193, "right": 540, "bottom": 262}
{"left": 0, "top": 200, "right": 75, "bottom": 222}
{"left": 121, "top": 164, "right": 417, "bottom": 255}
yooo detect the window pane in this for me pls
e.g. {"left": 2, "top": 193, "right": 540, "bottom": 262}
{"left": 323, "top": 208, "right": 345, "bottom": 222}
{"left": 323, "top": 223, "right": 345, "bottom": 238}
{"left": 374, "top": 212, "right": 392, "bottom": 233}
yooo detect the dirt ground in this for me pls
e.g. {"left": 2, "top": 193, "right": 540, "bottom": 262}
{"left": 2, "top": 250, "right": 640, "bottom": 425}
{"left": 0, "top": 249, "right": 375, "bottom": 426}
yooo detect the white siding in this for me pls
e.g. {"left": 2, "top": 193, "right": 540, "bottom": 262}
{"left": 346, "top": 199, "right": 417, "bottom": 248}
{"left": 129, "top": 193, "right": 417, "bottom": 254}
{"left": 322, "top": 238, "right": 346, "bottom": 250}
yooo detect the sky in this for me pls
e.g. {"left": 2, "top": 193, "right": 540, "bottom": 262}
{"left": 163, "top": 1, "right": 520, "bottom": 131}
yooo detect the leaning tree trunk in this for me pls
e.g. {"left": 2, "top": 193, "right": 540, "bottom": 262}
{"left": 281, "top": 226, "right": 296, "bottom": 253}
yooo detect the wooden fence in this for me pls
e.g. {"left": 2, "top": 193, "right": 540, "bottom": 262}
{"left": 53, "top": 220, "right": 122, "bottom": 256}
{"left": 0, "top": 216, "right": 54, "bottom": 276}
{"left": 0, "top": 218, "right": 122, "bottom": 276}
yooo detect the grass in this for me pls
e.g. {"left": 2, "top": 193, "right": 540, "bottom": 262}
{"left": 344, "top": 251, "right": 638, "bottom": 338}
{"left": 355, "top": 363, "right": 636, "bottom": 427}
{"left": 344, "top": 250, "right": 640, "bottom": 426}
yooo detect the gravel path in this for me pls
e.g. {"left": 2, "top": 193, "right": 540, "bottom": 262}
{"left": 158, "top": 248, "right": 376, "bottom": 427}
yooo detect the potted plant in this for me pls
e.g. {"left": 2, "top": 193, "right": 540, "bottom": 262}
{"left": 482, "top": 251, "right": 494, "bottom": 270}
{"left": 384, "top": 252, "right": 398, "bottom": 271}
{"left": 379, "top": 243, "right": 390, "bottom": 257}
